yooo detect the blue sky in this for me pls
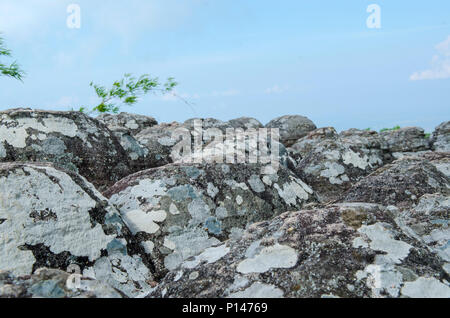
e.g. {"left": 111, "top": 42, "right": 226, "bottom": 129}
{"left": 0, "top": 0, "right": 449, "bottom": 132}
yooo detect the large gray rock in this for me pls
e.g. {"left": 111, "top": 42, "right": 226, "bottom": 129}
{"left": 0, "top": 162, "right": 154, "bottom": 297}
{"left": 295, "top": 138, "right": 384, "bottom": 203}
{"left": 342, "top": 156, "right": 450, "bottom": 209}
{"left": 289, "top": 127, "right": 338, "bottom": 159}
{"left": 394, "top": 194, "right": 450, "bottom": 264}
{"left": 105, "top": 162, "right": 314, "bottom": 279}
{"left": 340, "top": 129, "right": 383, "bottom": 149}
{"left": 227, "top": 117, "right": 263, "bottom": 130}
{"left": 134, "top": 122, "right": 184, "bottom": 168}
{"left": 265, "top": 115, "right": 317, "bottom": 147}
{"left": 149, "top": 203, "right": 450, "bottom": 298}
{"left": 380, "top": 127, "right": 430, "bottom": 153}
{"left": 97, "top": 112, "right": 158, "bottom": 136}
{"left": 0, "top": 109, "right": 131, "bottom": 191}
{"left": 432, "top": 121, "right": 450, "bottom": 152}
{"left": 0, "top": 268, "right": 122, "bottom": 298}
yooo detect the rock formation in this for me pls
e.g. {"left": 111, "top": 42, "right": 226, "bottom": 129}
{"left": 0, "top": 109, "right": 448, "bottom": 298}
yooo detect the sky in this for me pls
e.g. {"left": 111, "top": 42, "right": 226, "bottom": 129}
{"left": 0, "top": 0, "right": 449, "bottom": 132}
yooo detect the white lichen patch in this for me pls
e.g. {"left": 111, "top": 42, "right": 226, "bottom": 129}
{"left": 163, "top": 228, "right": 221, "bottom": 271}
{"left": 274, "top": 177, "right": 312, "bottom": 206}
{"left": 169, "top": 203, "right": 180, "bottom": 215}
{"left": 109, "top": 179, "right": 167, "bottom": 212}
{"left": 401, "top": 277, "right": 450, "bottom": 298}
{"left": 121, "top": 209, "right": 167, "bottom": 235}
{"left": 0, "top": 115, "right": 80, "bottom": 148}
{"left": 248, "top": 175, "right": 265, "bottom": 193}
{"left": 319, "top": 162, "right": 348, "bottom": 185}
{"left": 356, "top": 264, "right": 403, "bottom": 297}
{"left": 182, "top": 244, "right": 230, "bottom": 269}
{"left": 0, "top": 165, "right": 115, "bottom": 276}
{"left": 237, "top": 244, "right": 298, "bottom": 274}
{"left": 228, "top": 282, "right": 284, "bottom": 298}
{"left": 342, "top": 150, "right": 369, "bottom": 170}
{"left": 207, "top": 183, "right": 219, "bottom": 198}
{"left": 358, "top": 223, "right": 412, "bottom": 264}
{"left": 86, "top": 252, "right": 152, "bottom": 298}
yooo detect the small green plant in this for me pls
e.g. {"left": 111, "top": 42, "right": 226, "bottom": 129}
{"left": 364, "top": 128, "right": 371, "bottom": 131}
{"left": 424, "top": 133, "right": 431, "bottom": 139}
{"left": 86, "top": 73, "right": 178, "bottom": 114}
{"left": 380, "top": 125, "right": 401, "bottom": 133}
{"left": 0, "top": 35, "right": 25, "bottom": 81}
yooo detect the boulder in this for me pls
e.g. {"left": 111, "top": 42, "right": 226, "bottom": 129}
{"left": 339, "top": 129, "right": 383, "bottom": 149}
{"left": 394, "top": 194, "right": 450, "bottom": 264}
{"left": 149, "top": 203, "right": 450, "bottom": 298}
{"left": 265, "top": 115, "right": 317, "bottom": 147}
{"left": 432, "top": 121, "right": 450, "bottom": 152}
{"left": 105, "top": 162, "right": 314, "bottom": 279}
{"left": 289, "top": 127, "right": 338, "bottom": 159}
{"left": 295, "top": 139, "right": 384, "bottom": 203}
{"left": 0, "top": 162, "right": 154, "bottom": 297}
{"left": 0, "top": 109, "right": 131, "bottom": 191}
{"left": 97, "top": 112, "right": 158, "bottom": 136}
{"left": 134, "top": 122, "right": 184, "bottom": 168}
{"left": 380, "top": 127, "right": 430, "bottom": 153}
{"left": 227, "top": 117, "right": 263, "bottom": 130}
{"left": 342, "top": 156, "right": 450, "bottom": 209}
{"left": 0, "top": 268, "right": 122, "bottom": 298}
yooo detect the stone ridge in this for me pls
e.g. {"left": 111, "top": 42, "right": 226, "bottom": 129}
{"left": 0, "top": 110, "right": 448, "bottom": 298}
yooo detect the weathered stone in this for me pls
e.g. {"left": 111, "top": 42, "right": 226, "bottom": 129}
{"left": 227, "top": 117, "right": 263, "bottom": 130}
{"left": 0, "top": 162, "right": 153, "bottom": 297}
{"left": 0, "top": 268, "right": 122, "bottom": 298}
{"left": 184, "top": 118, "right": 230, "bottom": 132}
{"left": 0, "top": 109, "right": 131, "bottom": 191}
{"left": 97, "top": 112, "right": 158, "bottom": 136}
{"left": 265, "top": 115, "right": 317, "bottom": 147}
{"left": 289, "top": 127, "right": 338, "bottom": 159}
{"left": 394, "top": 193, "right": 450, "bottom": 263}
{"left": 149, "top": 203, "right": 449, "bottom": 298}
{"left": 134, "top": 122, "right": 183, "bottom": 169}
{"left": 295, "top": 139, "right": 384, "bottom": 203}
{"left": 342, "top": 157, "right": 450, "bottom": 209}
{"left": 105, "top": 162, "right": 314, "bottom": 279}
{"left": 380, "top": 127, "right": 430, "bottom": 153}
{"left": 432, "top": 121, "right": 450, "bottom": 152}
{"left": 340, "top": 129, "right": 383, "bottom": 150}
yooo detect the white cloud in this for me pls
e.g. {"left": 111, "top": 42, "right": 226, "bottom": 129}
{"left": 410, "top": 36, "right": 450, "bottom": 81}
{"left": 0, "top": 0, "right": 202, "bottom": 41}
{"left": 265, "top": 85, "right": 289, "bottom": 94}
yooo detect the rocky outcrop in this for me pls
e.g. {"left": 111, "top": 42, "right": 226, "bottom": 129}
{"left": 0, "top": 268, "right": 122, "bottom": 298}
{"left": 0, "top": 109, "right": 131, "bottom": 191}
{"left": 295, "top": 138, "right": 384, "bottom": 203}
{"left": 105, "top": 162, "right": 314, "bottom": 279}
{"left": 0, "top": 162, "right": 153, "bottom": 297}
{"left": 0, "top": 108, "right": 448, "bottom": 298}
{"left": 227, "top": 117, "right": 263, "bottom": 130}
{"left": 149, "top": 203, "right": 450, "bottom": 298}
{"left": 97, "top": 112, "right": 158, "bottom": 136}
{"left": 289, "top": 127, "right": 338, "bottom": 159}
{"left": 265, "top": 115, "right": 317, "bottom": 147}
{"left": 342, "top": 156, "right": 449, "bottom": 209}
{"left": 432, "top": 121, "right": 450, "bottom": 152}
{"left": 380, "top": 127, "right": 430, "bottom": 153}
